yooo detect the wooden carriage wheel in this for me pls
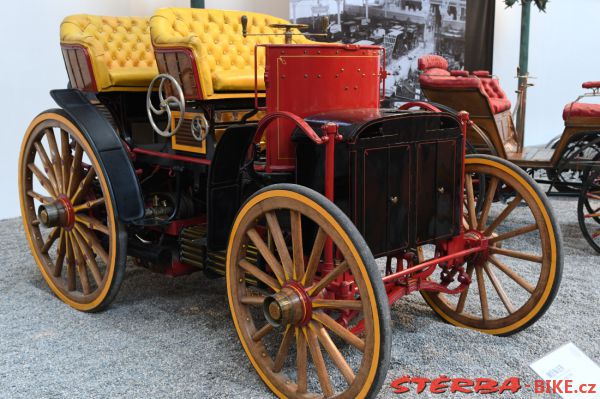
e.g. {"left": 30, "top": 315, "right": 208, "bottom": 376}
{"left": 422, "top": 155, "right": 562, "bottom": 336}
{"left": 578, "top": 168, "right": 600, "bottom": 253}
{"left": 227, "top": 184, "right": 390, "bottom": 399}
{"left": 19, "top": 110, "right": 126, "bottom": 312}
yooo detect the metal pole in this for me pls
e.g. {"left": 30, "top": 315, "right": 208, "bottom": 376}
{"left": 191, "top": 0, "right": 205, "bottom": 8}
{"left": 515, "top": 0, "right": 531, "bottom": 153}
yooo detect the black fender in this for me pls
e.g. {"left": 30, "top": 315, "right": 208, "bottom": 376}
{"left": 50, "top": 89, "right": 144, "bottom": 222}
{"left": 207, "top": 124, "right": 257, "bottom": 251}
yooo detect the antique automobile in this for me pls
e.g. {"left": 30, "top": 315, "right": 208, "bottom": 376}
{"left": 19, "top": 9, "right": 563, "bottom": 399}
{"left": 417, "top": 54, "right": 600, "bottom": 253}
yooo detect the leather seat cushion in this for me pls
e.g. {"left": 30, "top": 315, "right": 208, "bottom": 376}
{"left": 489, "top": 98, "right": 512, "bottom": 114}
{"left": 109, "top": 67, "right": 158, "bottom": 87}
{"left": 212, "top": 68, "right": 266, "bottom": 92}
{"left": 563, "top": 102, "right": 600, "bottom": 120}
{"left": 418, "top": 55, "right": 448, "bottom": 71}
{"left": 582, "top": 81, "right": 600, "bottom": 89}
{"left": 419, "top": 75, "right": 480, "bottom": 89}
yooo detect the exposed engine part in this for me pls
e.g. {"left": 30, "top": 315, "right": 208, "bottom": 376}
{"left": 180, "top": 225, "right": 208, "bottom": 269}
{"left": 179, "top": 225, "right": 258, "bottom": 282}
{"left": 144, "top": 192, "right": 195, "bottom": 221}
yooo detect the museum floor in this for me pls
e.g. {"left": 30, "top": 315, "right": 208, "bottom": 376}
{"left": 0, "top": 195, "right": 598, "bottom": 398}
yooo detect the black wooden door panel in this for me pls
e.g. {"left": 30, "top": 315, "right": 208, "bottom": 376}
{"left": 387, "top": 145, "right": 411, "bottom": 250}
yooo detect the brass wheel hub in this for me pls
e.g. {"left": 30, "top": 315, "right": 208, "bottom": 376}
{"left": 37, "top": 196, "right": 74, "bottom": 229}
{"left": 263, "top": 284, "right": 310, "bottom": 328}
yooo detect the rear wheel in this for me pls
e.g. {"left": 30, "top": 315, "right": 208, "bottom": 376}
{"left": 19, "top": 110, "right": 126, "bottom": 312}
{"left": 227, "top": 184, "right": 390, "bottom": 399}
{"left": 422, "top": 155, "right": 562, "bottom": 336}
{"left": 578, "top": 168, "right": 600, "bottom": 253}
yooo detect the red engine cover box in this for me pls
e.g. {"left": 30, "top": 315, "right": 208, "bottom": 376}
{"left": 263, "top": 44, "right": 383, "bottom": 171}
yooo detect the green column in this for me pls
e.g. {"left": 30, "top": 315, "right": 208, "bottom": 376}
{"left": 515, "top": 0, "right": 531, "bottom": 152}
{"left": 191, "top": 0, "right": 205, "bottom": 8}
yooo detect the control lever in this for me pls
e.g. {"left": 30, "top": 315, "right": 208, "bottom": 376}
{"left": 241, "top": 15, "right": 248, "bottom": 38}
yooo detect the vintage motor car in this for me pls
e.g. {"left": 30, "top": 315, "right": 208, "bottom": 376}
{"left": 19, "top": 9, "right": 563, "bottom": 399}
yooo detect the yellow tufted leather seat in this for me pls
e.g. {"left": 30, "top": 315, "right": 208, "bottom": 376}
{"left": 60, "top": 15, "right": 158, "bottom": 92}
{"left": 150, "top": 8, "right": 318, "bottom": 99}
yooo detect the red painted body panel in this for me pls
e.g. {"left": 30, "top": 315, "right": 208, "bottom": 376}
{"left": 262, "top": 44, "right": 383, "bottom": 171}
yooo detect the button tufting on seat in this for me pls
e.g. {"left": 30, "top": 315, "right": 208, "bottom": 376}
{"left": 61, "top": 14, "right": 158, "bottom": 91}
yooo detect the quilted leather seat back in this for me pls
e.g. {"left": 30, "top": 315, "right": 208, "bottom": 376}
{"left": 61, "top": 15, "right": 158, "bottom": 91}
{"left": 150, "top": 8, "right": 317, "bottom": 99}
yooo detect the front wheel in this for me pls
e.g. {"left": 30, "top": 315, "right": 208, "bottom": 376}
{"left": 226, "top": 184, "right": 391, "bottom": 399}
{"left": 19, "top": 110, "right": 127, "bottom": 312}
{"left": 422, "top": 155, "right": 563, "bottom": 336}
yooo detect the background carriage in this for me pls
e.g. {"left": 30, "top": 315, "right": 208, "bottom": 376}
{"left": 19, "top": 9, "right": 562, "bottom": 398}
{"left": 417, "top": 54, "right": 600, "bottom": 253}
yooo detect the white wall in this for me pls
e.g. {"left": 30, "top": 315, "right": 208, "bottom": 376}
{"left": 2, "top": 0, "right": 598, "bottom": 219}
{"left": 493, "top": 0, "right": 600, "bottom": 146}
{"left": 0, "top": 0, "right": 285, "bottom": 220}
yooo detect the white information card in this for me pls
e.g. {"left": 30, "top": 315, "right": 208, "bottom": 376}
{"left": 530, "top": 342, "right": 600, "bottom": 398}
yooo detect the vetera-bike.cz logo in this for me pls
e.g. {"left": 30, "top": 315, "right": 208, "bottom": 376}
{"left": 389, "top": 375, "right": 598, "bottom": 395}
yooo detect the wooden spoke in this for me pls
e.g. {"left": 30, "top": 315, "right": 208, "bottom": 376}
{"left": 71, "top": 167, "right": 96, "bottom": 205}
{"left": 490, "top": 247, "right": 543, "bottom": 263}
{"left": 72, "top": 228, "right": 103, "bottom": 286}
{"left": 67, "top": 145, "right": 83, "bottom": 198}
{"left": 27, "top": 190, "right": 51, "bottom": 204}
{"left": 53, "top": 230, "right": 66, "bottom": 277}
{"left": 313, "top": 321, "right": 355, "bottom": 385}
{"left": 246, "top": 228, "right": 286, "bottom": 285}
{"left": 484, "top": 194, "right": 522, "bottom": 236}
{"left": 33, "top": 142, "right": 59, "bottom": 193}
{"left": 475, "top": 265, "right": 489, "bottom": 321}
{"left": 75, "top": 213, "right": 109, "bottom": 236}
{"left": 307, "top": 261, "right": 349, "bottom": 296}
{"left": 71, "top": 234, "right": 91, "bottom": 295}
{"left": 483, "top": 262, "right": 516, "bottom": 314}
{"left": 72, "top": 197, "right": 105, "bottom": 213}
{"left": 42, "top": 227, "right": 62, "bottom": 254}
{"left": 455, "top": 263, "right": 474, "bottom": 313}
{"left": 252, "top": 324, "right": 274, "bottom": 342}
{"left": 41, "top": 227, "right": 60, "bottom": 254}
{"left": 489, "top": 223, "right": 538, "bottom": 244}
{"left": 65, "top": 233, "right": 76, "bottom": 291}
{"left": 477, "top": 177, "right": 499, "bottom": 230}
{"left": 296, "top": 327, "right": 308, "bottom": 394}
{"left": 313, "top": 311, "right": 365, "bottom": 352}
{"left": 305, "top": 326, "right": 334, "bottom": 397}
{"left": 238, "top": 259, "right": 280, "bottom": 291}
{"left": 301, "top": 227, "right": 327, "bottom": 286}
{"left": 272, "top": 325, "right": 294, "bottom": 373}
{"left": 264, "top": 212, "right": 294, "bottom": 281}
{"left": 28, "top": 163, "right": 57, "bottom": 198}
{"left": 587, "top": 192, "right": 600, "bottom": 201}
{"left": 489, "top": 255, "right": 535, "bottom": 293}
{"left": 60, "top": 129, "right": 72, "bottom": 192}
{"left": 74, "top": 223, "right": 109, "bottom": 265}
{"left": 290, "top": 210, "right": 304, "bottom": 280}
{"left": 44, "top": 128, "right": 64, "bottom": 194}
{"left": 312, "top": 299, "right": 362, "bottom": 311}
{"left": 584, "top": 211, "right": 600, "bottom": 219}
{"left": 465, "top": 174, "right": 477, "bottom": 229}
{"left": 240, "top": 295, "right": 266, "bottom": 306}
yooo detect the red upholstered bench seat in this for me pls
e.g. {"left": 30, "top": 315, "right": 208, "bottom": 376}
{"left": 563, "top": 102, "right": 600, "bottom": 120}
{"left": 418, "top": 54, "right": 511, "bottom": 115}
{"left": 582, "top": 81, "right": 600, "bottom": 89}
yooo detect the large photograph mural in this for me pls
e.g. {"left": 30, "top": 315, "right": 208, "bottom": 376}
{"left": 290, "top": 0, "right": 492, "bottom": 103}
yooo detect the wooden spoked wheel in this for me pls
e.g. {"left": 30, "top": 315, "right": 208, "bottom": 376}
{"left": 578, "top": 168, "right": 600, "bottom": 253}
{"left": 227, "top": 184, "right": 390, "bottom": 399}
{"left": 422, "top": 155, "right": 562, "bottom": 336}
{"left": 19, "top": 110, "right": 126, "bottom": 312}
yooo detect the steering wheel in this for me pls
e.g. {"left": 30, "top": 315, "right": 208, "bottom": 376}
{"left": 146, "top": 74, "right": 186, "bottom": 138}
